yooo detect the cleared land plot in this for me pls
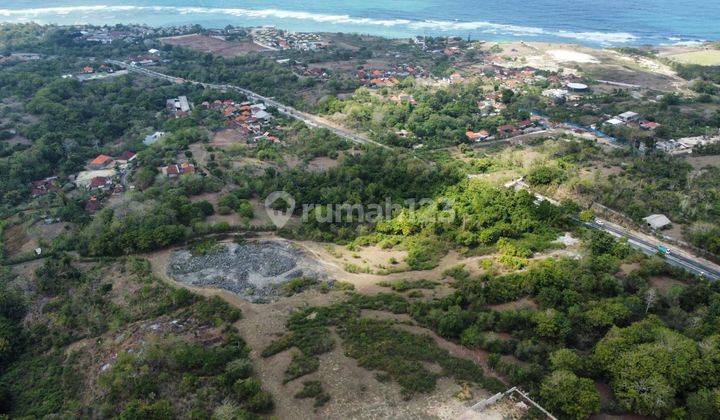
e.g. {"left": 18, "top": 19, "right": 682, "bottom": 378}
{"left": 160, "top": 34, "right": 268, "bottom": 57}
{"left": 665, "top": 50, "right": 720, "bottom": 66}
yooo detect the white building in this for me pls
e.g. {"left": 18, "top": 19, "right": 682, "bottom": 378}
{"left": 618, "top": 111, "right": 640, "bottom": 122}
{"left": 643, "top": 214, "right": 672, "bottom": 230}
{"left": 144, "top": 131, "right": 166, "bottom": 146}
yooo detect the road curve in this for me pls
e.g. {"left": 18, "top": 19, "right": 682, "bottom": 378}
{"left": 106, "top": 60, "right": 388, "bottom": 149}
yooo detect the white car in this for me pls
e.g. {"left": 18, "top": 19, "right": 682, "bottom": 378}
{"left": 594, "top": 218, "right": 604, "bottom": 226}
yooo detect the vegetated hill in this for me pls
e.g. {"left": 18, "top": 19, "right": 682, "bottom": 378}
{"left": 0, "top": 256, "right": 273, "bottom": 418}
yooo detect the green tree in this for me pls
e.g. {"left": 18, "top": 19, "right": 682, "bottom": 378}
{"left": 539, "top": 370, "right": 601, "bottom": 419}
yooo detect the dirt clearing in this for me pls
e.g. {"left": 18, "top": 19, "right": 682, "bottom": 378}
{"left": 160, "top": 34, "right": 268, "bottom": 57}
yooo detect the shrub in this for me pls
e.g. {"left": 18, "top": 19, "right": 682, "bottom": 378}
{"left": 225, "top": 359, "right": 254, "bottom": 382}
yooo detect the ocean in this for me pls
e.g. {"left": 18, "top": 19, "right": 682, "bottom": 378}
{"left": 1, "top": 0, "right": 719, "bottom": 46}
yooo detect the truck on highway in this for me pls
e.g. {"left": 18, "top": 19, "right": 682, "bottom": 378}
{"left": 657, "top": 245, "right": 671, "bottom": 256}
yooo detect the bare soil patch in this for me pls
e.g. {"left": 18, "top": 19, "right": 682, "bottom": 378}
{"left": 211, "top": 128, "right": 247, "bottom": 147}
{"left": 648, "top": 276, "right": 687, "bottom": 295}
{"left": 488, "top": 297, "right": 538, "bottom": 312}
{"left": 619, "top": 262, "right": 641, "bottom": 276}
{"left": 307, "top": 156, "right": 340, "bottom": 171}
{"left": 3, "top": 222, "right": 37, "bottom": 257}
{"left": 160, "top": 34, "right": 267, "bottom": 57}
{"left": 684, "top": 155, "right": 720, "bottom": 170}
{"left": 147, "top": 248, "right": 483, "bottom": 419}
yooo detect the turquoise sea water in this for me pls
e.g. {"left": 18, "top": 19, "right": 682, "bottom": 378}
{"left": 1, "top": 0, "right": 719, "bottom": 46}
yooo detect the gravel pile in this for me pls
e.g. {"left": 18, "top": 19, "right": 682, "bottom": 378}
{"left": 168, "top": 241, "right": 328, "bottom": 302}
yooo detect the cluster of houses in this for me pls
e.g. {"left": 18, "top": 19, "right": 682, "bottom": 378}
{"left": 293, "top": 65, "right": 330, "bottom": 80}
{"left": 251, "top": 27, "right": 329, "bottom": 51}
{"left": 202, "top": 100, "right": 276, "bottom": 141}
{"left": 77, "top": 152, "right": 136, "bottom": 211}
{"left": 478, "top": 91, "right": 508, "bottom": 116}
{"left": 31, "top": 151, "right": 138, "bottom": 212}
{"left": 76, "top": 28, "right": 140, "bottom": 44}
{"left": 357, "top": 64, "right": 429, "bottom": 88}
{"left": 604, "top": 111, "right": 661, "bottom": 131}
{"left": 0, "top": 53, "right": 42, "bottom": 65}
{"left": 655, "top": 133, "right": 720, "bottom": 155}
{"left": 128, "top": 49, "right": 162, "bottom": 67}
{"left": 412, "top": 35, "right": 466, "bottom": 57}
{"left": 73, "top": 25, "right": 193, "bottom": 44}
{"left": 466, "top": 116, "right": 545, "bottom": 142}
{"left": 63, "top": 63, "right": 121, "bottom": 81}
{"left": 30, "top": 176, "right": 61, "bottom": 198}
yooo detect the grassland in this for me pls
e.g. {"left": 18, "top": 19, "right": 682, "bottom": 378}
{"left": 665, "top": 49, "right": 720, "bottom": 66}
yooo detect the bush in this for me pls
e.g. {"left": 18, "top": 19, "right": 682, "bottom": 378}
{"left": 225, "top": 359, "right": 254, "bottom": 382}
{"left": 119, "top": 399, "right": 174, "bottom": 420}
{"left": 526, "top": 165, "right": 565, "bottom": 186}
{"left": 234, "top": 378, "right": 261, "bottom": 400}
{"left": 294, "top": 380, "right": 331, "bottom": 407}
{"left": 246, "top": 391, "right": 273, "bottom": 413}
{"left": 549, "top": 348, "right": 584, "bottom": 374}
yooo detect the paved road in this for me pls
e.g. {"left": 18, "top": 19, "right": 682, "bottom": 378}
{"left": 587, "top": 219, "right": 720, "bottom": 281}
{"left": 505, "top": 178, "right": 720, "bottom": 281}
{"left": 117, "top": 60, "right": 720, "bottom": 281}
{"left": 106, "top": 60, "right": 388, "bottom": 149}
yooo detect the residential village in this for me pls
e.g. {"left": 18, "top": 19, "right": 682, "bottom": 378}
{"left": 250, "top": 27, "right": 330, "bottom": 51}
{"left": 27, "top": 89, "right": 281, "bottom": 215}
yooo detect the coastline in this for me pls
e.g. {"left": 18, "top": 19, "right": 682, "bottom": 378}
{"left": 0, "top": 4, "right": 717, "bottom": 47}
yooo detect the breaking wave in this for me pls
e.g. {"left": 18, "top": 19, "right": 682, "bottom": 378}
{"left": 0, "top": 5, "right": 640, "bottom": 44}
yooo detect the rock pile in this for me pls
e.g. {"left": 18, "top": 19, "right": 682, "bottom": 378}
{"left": 168, "top": 240, "right": 328, "bottom": 302}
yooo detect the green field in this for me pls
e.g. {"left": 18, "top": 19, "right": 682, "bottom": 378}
{"left": 666, "top": 49, "right": 720, "bottom": 66}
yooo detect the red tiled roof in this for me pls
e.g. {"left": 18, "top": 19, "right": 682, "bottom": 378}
{"left": 90, "top": 154, "right": 112, "bottom": 166}
{"left": 119, "top": 151, "right": 136, "bottom": 161}
{"left": 89, "top": 176, "right": 108, "bottom": 188}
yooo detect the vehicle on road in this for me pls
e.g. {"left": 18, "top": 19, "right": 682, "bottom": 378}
{"left": 657, "top": 245, "right": 671, "bottom": 256}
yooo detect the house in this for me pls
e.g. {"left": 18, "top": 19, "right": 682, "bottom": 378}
{"left": 497, "top": 124, "right": 518, "bottom": 136}
{"left": 144, "top": 131, "right": 166, "bottom": 146}
{"left": 396, "top": 129, "right": 411, "bottom": 138}
{"left": 75, "top": 169, "right": 117, "bottom": 188}
{"left": 82, "top": 66, "right": 94, "bottom": 74}
{"left": 643, "top": 214, "right": 672, "bottom": 230}
{"left": 640, "top": 121, "right": 661, "bottom": 130}
{"left": 618, "top": 111, "right": 640, "bottom": 122}
{"left": 605, "top": 117, "right": 624, "bottom": 126}
{"left": 117, "top": 151, "right": 137, "bottom": 164}
{"left": 463, "top": 387, "right": 554, "bottom": 420}
{"left": 166, "top": 96, "right": 191, "bottom": 114}
{"left": 31, "top": 176, "right": 60, "bottom": 197}
{"left": 448, "top": 73, "right": 463, "bottom": 84}
{"left": 89, "top": 154, "right": 113, "bottom": 169}
{"left": 252, "top": 109, "right": 271, "bottom": 120}
{"left": 162, "top": 162, "right": 196, "bottom": 178}
{"left": 518, "top": 120, "right": 533, "bottom": 129}
{"left": 89, "top": 176, "right": 112, "bottom": 190}
{"left": 542, "top": 88, "right": 568, "bottom": 99}
{"left": 466, "top": 130, "right": 490, "bottom": 142}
